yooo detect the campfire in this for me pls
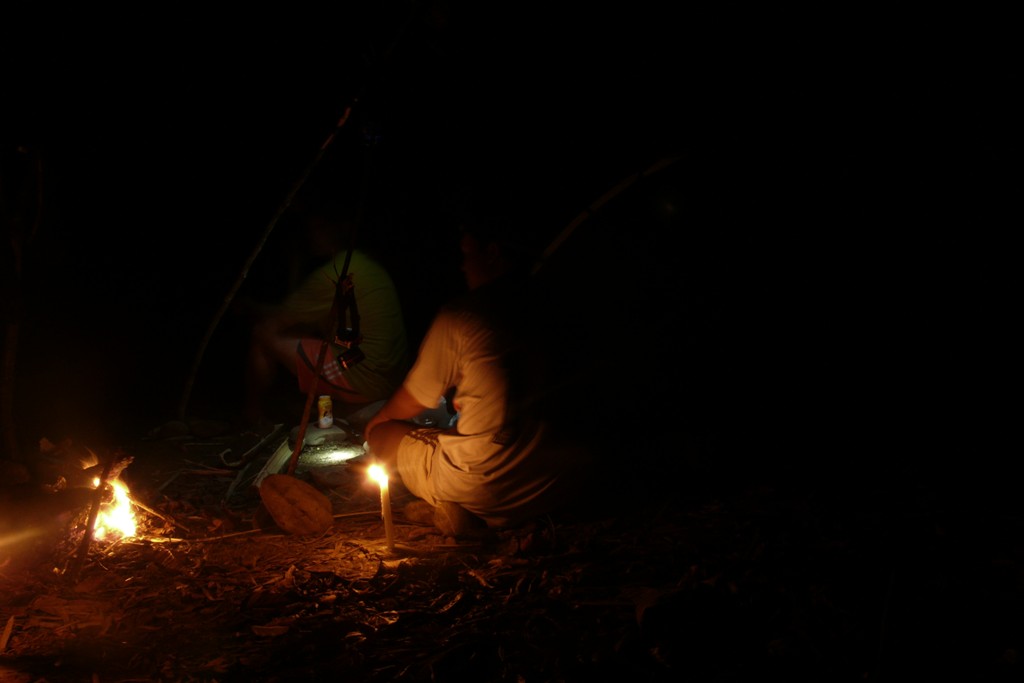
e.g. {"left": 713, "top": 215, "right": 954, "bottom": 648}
{"left": 90, "top": 474, "right": 137, "bottom": 541}
{"left": 63, "top": 447, "right": 140, "bottom": 545}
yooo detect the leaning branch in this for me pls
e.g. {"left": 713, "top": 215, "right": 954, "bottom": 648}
{"left": 176, "top": 105, "right": 355, "bottom": 420}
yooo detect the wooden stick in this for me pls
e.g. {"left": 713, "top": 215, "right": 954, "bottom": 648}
{"left": 221, "top": 423, "right": 284, "bottom": 468}
{"left": 287, "top": 344, "right": 328, "bottom": 476}
{"left": 66, "top": 453, "right": 116, "bottom": 582}
{"left": 131, "top": 510, "right": 379, "bottom": 544}
{"left": 1, "top": 615, "right": 14, "bottom": 651}
{"left": 176, "top": 105, "right": 354, "bottom": 420}
{"left": 128, "top": 495, "right": 192, "bottom": 534}
{"left": 287, "top": 270, "right": 352, "bottom": 476}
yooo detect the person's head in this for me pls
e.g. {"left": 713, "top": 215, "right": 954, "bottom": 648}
{"left": 458, "top": 214, "right": 535, "bottom": 290}
{"left": 305, "top": 211, "right": 357, "bottom": 259}
{"left": 291, "top": 188, "right": 361, "bottom": 260}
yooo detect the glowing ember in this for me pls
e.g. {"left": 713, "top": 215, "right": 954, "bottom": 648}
{"left": 91, "top": 476, "right": 137, "bottom": 540}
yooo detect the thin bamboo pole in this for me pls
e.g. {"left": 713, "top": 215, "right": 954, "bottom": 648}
{"left": 176, "top": 106, "right": 355, "bottom": 420}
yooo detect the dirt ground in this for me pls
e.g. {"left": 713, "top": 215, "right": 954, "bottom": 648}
{"left": 1, "top": 415, "right": 1022, "bottom": 683}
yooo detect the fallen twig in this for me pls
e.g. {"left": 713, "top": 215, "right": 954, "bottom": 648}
{"left": 1, "top": 614, "right": 14, "bottom": 651}
{"left": 128, "top": 495, "right": 192, "bottom": 534}
{"left": 129, "top": 510, "right": 381, "bottom": 544}
{"left": 221, "top": 424, "right": 284, "bottom": 468}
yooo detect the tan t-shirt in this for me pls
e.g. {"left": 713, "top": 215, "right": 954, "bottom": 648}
{"left": 401, "top": 289, "right": 570, "bottom": 526}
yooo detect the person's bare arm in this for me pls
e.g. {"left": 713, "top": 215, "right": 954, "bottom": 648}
{"left": 363, "top": 385, "right": 432, "bottom": 440}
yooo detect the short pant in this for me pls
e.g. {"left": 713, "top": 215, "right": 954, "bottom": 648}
{"left": 295, "top": 339, "right": 375, "bottom": 404}
{"left": 394, "top": 427, "right": 444, "bottom": 506}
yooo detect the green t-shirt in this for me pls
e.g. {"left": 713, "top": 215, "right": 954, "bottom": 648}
{"left": 284, "top": 249, "right": 411, "bottom": 401}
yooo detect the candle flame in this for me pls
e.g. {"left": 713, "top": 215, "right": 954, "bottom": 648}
{"left": 368, "top": 464, "right": 388, "bottom": 485}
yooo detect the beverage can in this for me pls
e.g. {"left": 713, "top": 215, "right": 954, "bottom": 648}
{"left": 317, "top": 395, "right": 334, "bottom": 429}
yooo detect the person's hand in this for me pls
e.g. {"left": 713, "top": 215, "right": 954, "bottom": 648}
{"left": 363, "top": 410, "right": 387, "bottom": 444}
{"left": 343, "top": 451, "right": 373, "bottom": 477}
{"left": 362, "top": 387, "right": 427, "bottom": 445}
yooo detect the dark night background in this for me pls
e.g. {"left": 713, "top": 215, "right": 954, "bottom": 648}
{"left": 1, "top": 6, "right": 1020, "bottom": 681}
{"left": 2, "top": 5, "right": 1014, "bottom": 489}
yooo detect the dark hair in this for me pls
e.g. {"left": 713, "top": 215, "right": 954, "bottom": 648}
{"left": 460, "top": 213, "right": 538, "bottom": 270}
{"left": 292, "top": 180, "right": 360, "bottom": 224}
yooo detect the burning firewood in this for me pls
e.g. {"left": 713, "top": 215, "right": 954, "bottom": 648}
{"left": 32, "top": 438, "right": 132, "bottom": 492}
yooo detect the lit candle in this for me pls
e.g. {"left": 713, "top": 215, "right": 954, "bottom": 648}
{"left": 368, "top": 464, "right": 395, "bottom": 552}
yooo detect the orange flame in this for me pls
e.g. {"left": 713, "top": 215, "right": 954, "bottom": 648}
{"left": 91, "top": 476, "right": 137, "bottom": 540}
{"left": 367, "top": 463, "right": 388, "bottom": 486}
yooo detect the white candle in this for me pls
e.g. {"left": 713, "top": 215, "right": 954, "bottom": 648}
{"left": 368, "top": 464, "right": 395, "bottom": 551}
